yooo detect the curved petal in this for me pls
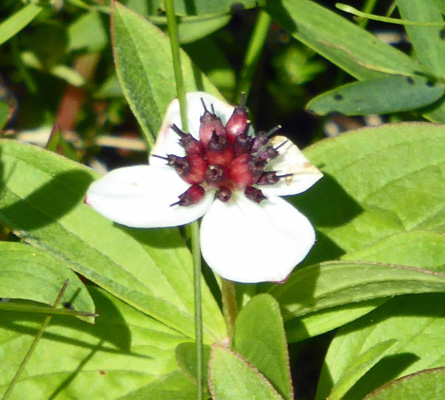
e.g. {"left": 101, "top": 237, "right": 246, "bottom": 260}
{"left": 150, "top": 92, "right": 235, "bottom": 166}
{"left": 200, "top": 194, "right": 315, "bottom": 283}
{"left": 262, "top": 136, "right": 323, "bottom": 197}
{"left": 86, "top": 165, "right": 214, "bottom": 228}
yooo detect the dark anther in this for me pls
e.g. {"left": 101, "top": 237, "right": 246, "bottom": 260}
{"left": 217, "top": 187, "right": 232, "bottom": 202}
{"left": 206, "top": 165, "right": 228, "bottom": 185}
{"left": 244, "top": 186, "right": 266, "bottom": 203}
{"left": 207, "top": 131, "right": 228, "bottom": 151}
{"left": 248, "top": 156, "right": 267, "bottom": 173}
{"left": 234, "top": 130, "right": 253, "bottom": 156}
{"left": 251, "top": 132, "right": 269, "bottom": 153}
{"left": 257, "top": 146, "right": 279, "bottom": 162}
{"left": 256, "top": 171, "right": 280, "bottom": 185}
{"left": 171, "top": 185, "right": 205, "bottom": 207}
{"left": 171, "top": 124, "right": 186, "bottom": 137}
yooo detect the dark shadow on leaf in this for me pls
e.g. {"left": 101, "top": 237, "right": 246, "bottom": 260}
{"left": 0, "top": 288, "right": 140, "bottom": 355}
{"left": 343, "top": 353, "right": 420, "bottom": 400}
{"left": 291, "top": 172, "right": 363, "bottom": 229}
{"left": 301, "top": 230, "right": 346, "bottom": 266}
{"left": 122, "top": 225, "right": 187, "bottom": 250}
{"left": 0, "top": 170, "right": 93, "bottom": 230}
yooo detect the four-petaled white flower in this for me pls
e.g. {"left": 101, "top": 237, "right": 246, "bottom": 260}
{"left": 86, "top": 92, "right": 322, "bottom": 283}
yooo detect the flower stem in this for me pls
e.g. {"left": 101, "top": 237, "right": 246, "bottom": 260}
{"left": 165, "top": 1, "right": 202, "bottom": 399}
{"left": 235, "top": 9, "right": 271, "bottom": 102}
{"left": 2, "top": 280, "right": 69, "bottom": 400}
{"left": 221, "top": 278, "right": 237, "bottom": 338}
{"left": 165, "top": 0, "right": 188, "bottom": 131}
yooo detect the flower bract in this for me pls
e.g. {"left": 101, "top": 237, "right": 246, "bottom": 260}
{"left": 86, "top": 92, "right": 323, "bottom": 283}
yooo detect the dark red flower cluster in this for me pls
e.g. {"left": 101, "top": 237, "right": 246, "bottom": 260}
{"left": 157, "top": 96, "right": 288, "bottom": 206}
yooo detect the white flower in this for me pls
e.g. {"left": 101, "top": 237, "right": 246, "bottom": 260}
{"left": 86, "top": 92, "right": 323, "bottom": 283}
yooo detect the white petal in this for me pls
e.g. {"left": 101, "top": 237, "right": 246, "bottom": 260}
{"left": 150, "top": 92, "right": 235, "bottom": 166}
{"left": 200, "top": 194, "right": 315, "bottom": 283}
{"left": 86, "top": 165, "right": 214, "bottom": 228}
{"left": 262, "top": 135, "right": 323, "bottom": 197}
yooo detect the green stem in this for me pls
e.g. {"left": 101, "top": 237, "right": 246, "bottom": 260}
{"left": 2, "top": 280, "right": 69, "bottom": 400}
{"left": 236, "top": 9, "right": 271, "bottom": 102}
{"left": 359, "top": 0, "right": 378, "bottom": 28}
{"left": 221, "top": 278, "right": 237, "bottom": 338}
{"left": 165, "top": 2, "right": 202, "bottom": 399}
{"left": 336, "top": 3, "right": 445, "bottom": 26}
{"left": 165, "top": 0, "right": 188, "bottom": 131}
{"left": 190, "top": 221, "right": 203, "bottom": 400}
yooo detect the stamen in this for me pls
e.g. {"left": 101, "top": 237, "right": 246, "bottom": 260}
{"left": 200, "top": 97, "right": 208, "bottom": 112}
{"left": 266, "top": 125, "right": 282, "bottom": 137}
{"left": 152, "top": 154, "right": 169, "bottom": 161}
{"left": 171, "top": 124, "right": 186, "bottom": 137}
{"left": 171, "top": 185, "right": 205, "bottom": 207}
{"left": 274, "top": 140, "right": 288, "bottom": 151}
{"left": 239, "top": 92, "right": 246, "bottom": 109}
{"left": 217, "top": 187, "right": 232, "bottom": 203}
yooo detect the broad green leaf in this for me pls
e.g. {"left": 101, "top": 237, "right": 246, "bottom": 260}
{"left": 343, "top": 231, "right": 445, "bottom": 272}
{"left": 0, "top": 242, "right": 94, "bottom": 318}
{"left": 0, "top": 4, "right": 42, "bottom": 46}
{"left": 0, "top": 140, "right": 226, "bottom": 342}
{"left": 270, "top": 262, "right": 445, "bottom": 320}
{"left": 316, "top": 294, "right": 445, "bottom": 400}
{"left": 116, "top": 370, "right": 198, "bottom": 400}
{"left": 0, "top": 287, "right": 188, "bottom": 399}
{"left": 266, "top": 0, "right": 419, "bottom": 80}
{"left": 329, "top": 340, "right": 398, "bottom": 400}
{"left": 284, "top": 299, "right": 386, "bottom": 343}
{"left": 233, "top": 294, "right": 293, "bottom": 400}
{"left": 209, "top": 345, "right": 283, "bottom": 400}
{"left": 175, "top": 342, "right": 211, "bottom": 392}
{"left": 396, "top": 0, "right": 445, "bottom": 80}
{"left": 297, "top": 122, "right": 445, "bottom": 265}
{"left": 306, "top": 75, "right": 445, "bottom": 116}
{"left": 364, "top": 367, "right": 445, "bottom": 400}
{"left": 0, "top": 101, "right": 11, "bottom": 129}
{"left": 112, "top": 2, "right": 222, "bottom": 147}
{"left": 68, "top": 11, "right": 108, "bottom": 53}
{"left": 177, "top": 14, "right": 230, "bottom": 43}
{"left": 434, "top": 0, "right": 445, "bottom": 14}
{"left": 154, "top": 0, "right": 265, "bottom": 16}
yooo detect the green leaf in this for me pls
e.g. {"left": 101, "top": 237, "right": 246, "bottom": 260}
{"left": 209, "top": 345, "right": 283, "bottom": 400}
{"left": 233, "top": 294, "right": 293, "bottom": 400}
{"left": 306, "top": 75, "right": 445, "bottom": 116}
{"left": 316, "top": 294, "right": 445, "bottom": 400}
{"left": 396, "top": 0, "right": 445, "bottom": 80}
{"left": 177, "top": 14, "right": 230, "bottom": 43}
{"left": 270, "top": 262, "right": 445, "bottom": 321}
{"left": 0, "top": 140, "right": 226, "bottom": 342}
{"left": 266, "top": 0, "right": 419, "bottom": 80}
{"left": 0, "top": 4, "right": 42, "bottom": 46}
{"left": 284, "top": 299, "right": 386, "bottom": 343}
{"left": 297, "top": 122, "right": 445, "bottom": 265}
{"left": 0, "top": 242, "right": 94, "bottom": 319}
{"left": 175, "top": 342, "right": 211, "bottom": 392}
{"left": 0, "top": 101, "right": 11, "bottom": 129}
{"left": 343, "top": 231, "right": 445, "bottom": 272}
{"left": 68, "top": 11, "right": 108, "bottom": 53}
{"left": 155, "top": 0, "right": 265, "bottom": 16}
{"left": 329, "top": 340, "right": 398, "bottom": 400}
{"left": 364, "top": 367, "right": 445, "bottom": 400}
{"left": 111, "top": 2, "right": 222, "bottom": 147}
{"left": 0, "top": 287, "right": 188, "bottom": 399}
{"left": 116, "top": 370, "right": 198, "bottom": 400}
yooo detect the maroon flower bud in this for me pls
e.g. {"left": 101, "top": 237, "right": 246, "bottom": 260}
{"left": 226, "top": 94, "right": 249, "bottom": 143}
{"left": 251, "top": 132, "right": 269, "bottom": 153}
{"left": 205, "top": 165, "right": 229, "bottom": 186}
{"left": 217, "top": 187, "right": 232, "bottom": 203}
{"left": 256, "top": 171, "right": 280, "bottom": 185}
{"left": 233, "top": 131, "right": 253, "bottom": 156}
{"left": 244, "top": 186, "right": 266, "bottom": 203}
{"left": 199, "top": 98, "right": 226, "bottom": 147}
{"left": 171, "top": 124, "right": 204, "bottom": 156}
{"left": 171, "top": 154, "right": 208, "bottom": 185}
{"left": 205, "top": 132, "right": 234, "bottom": 167}
{"left": 229, "top": 154, "right": 257, "bottom": 188}
{"left": 173, "top": 185, "right": 205, "bottom": 207}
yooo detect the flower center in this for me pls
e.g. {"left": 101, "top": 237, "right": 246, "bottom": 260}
{"left": 161, "top": 96, "right": 290, "bottom": 207}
